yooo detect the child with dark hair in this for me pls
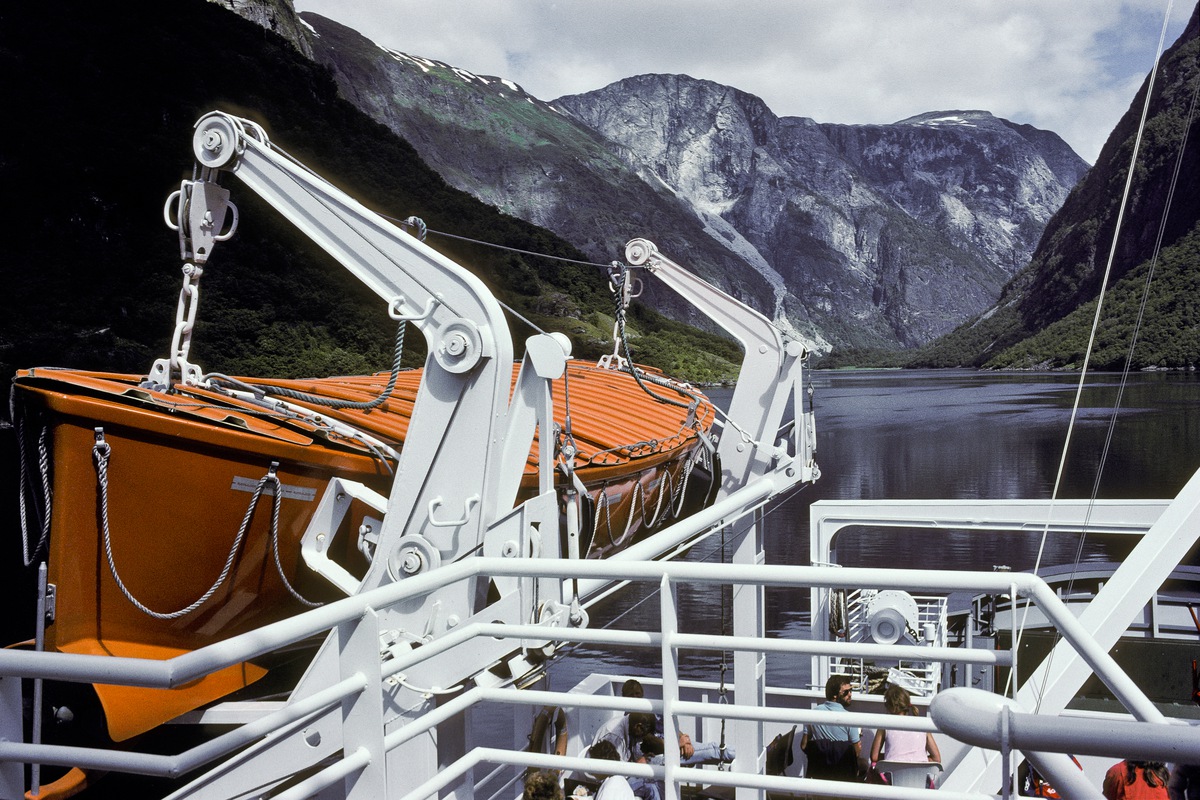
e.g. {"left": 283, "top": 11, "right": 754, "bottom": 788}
{"left": 1103, "top": 760, "right": 1170, "bottom": 800}
{"left": 588, "top": 721, "right": 660, "bottom": 800}
{"left": 588, "top": 740, "right": 621, "bottom": 762}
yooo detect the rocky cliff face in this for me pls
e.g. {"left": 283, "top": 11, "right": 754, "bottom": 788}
{"left": 917, "top": 4, "right": 1200, "bottom": 370}
{"left": 206, "top": 0, "right": 314, "bottom": 58}
{"left": 555, "top": 77, "right": 1088, "bottom": 348}
{"left": 215, "top": 2, "right": 1089, "bottom": 354}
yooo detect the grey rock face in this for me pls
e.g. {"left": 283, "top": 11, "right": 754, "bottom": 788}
{"left": 216, "top": 4, "right": 1089, "bottom": 353}
{"left": 208, "top": 0, "right": 314, "bottom": 58}
{"left": 556, "top": 78, "right": 1088, "bottom": 349}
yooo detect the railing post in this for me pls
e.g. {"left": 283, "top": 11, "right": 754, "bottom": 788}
{"left": 661, "top": 574, "right": 680, "bottom": 800}
{"left": 341, "top": 606, "right": 386, "bottom": 799}
{"left": 731, "top": 512, "right": 765, "bottom": 800}
{"left": 0, "top": 672, "right": 22, "bottom": 797}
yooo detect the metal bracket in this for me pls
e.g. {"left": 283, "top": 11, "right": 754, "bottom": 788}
{"left": 388, "top": 296, "right": 437, "bottom": 323}
{"left": 427, "top": 495, "right": 480, "bottom": 527}
{"left": 44, "top": 583, "right": 56, "bottom": 623}
{"left": 299, "top": 478, "right": 389, "bottom": 596}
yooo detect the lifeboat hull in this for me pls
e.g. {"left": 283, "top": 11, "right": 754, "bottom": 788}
{"left": 11, "top": 362, "right": 715, "bottom": 740}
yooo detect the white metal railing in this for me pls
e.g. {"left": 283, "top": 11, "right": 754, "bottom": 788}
{"left": 809, "top": 472, "right": 1200, "bottom": 796}
{"left": 1, "top": 552, "right": 1191, "bottom": 799}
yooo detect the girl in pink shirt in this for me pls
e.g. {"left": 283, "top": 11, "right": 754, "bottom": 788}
{"left": 869, "top": 685, "right": 941, "bottom": 765}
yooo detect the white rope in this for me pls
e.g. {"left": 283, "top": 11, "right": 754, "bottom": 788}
{"left": 670, "top": 446, "right": 708, "bottom": 518}
{"left": 265, "top": 467, "right": 322, "bottom": 608}
{"left": 624, "top": 482, "right": 646, "bottom": 543}
{"left": 640, "top": 470, "right": 669, "bottom": 530}
{"left": 93, "top": 435, "right": 319, "bottom": 619}
{"left": 16, "top": 418, "right": 52, "bottom": 567}
{"left": 593, "top": 489, "right": 615, "bottom": 550}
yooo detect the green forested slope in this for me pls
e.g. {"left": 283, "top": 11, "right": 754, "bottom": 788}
{"left": 986, "top": 224, "right": 1200, "bottom": 370}
{"left": 0, "top": 0, "right": 740, "bottom": 386}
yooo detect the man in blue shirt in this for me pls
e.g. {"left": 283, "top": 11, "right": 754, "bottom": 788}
{"left": 800, "top": 675, "right": 862, "bottom": 781}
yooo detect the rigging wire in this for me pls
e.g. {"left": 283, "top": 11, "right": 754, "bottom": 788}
{"left": 1015, "top": 0, "right": 1184, "bottom": 707}
{"left": 386, "top": 214, "right": 797, "bottom": 343}
{"left": 548, "top": 486, "right": 807, "bottom": 664}
{"left": 1063, "top": 62, "right": 1200, "bottom": 579}
{"left": 391, "top": 216, "right": 617, "bottom": 270}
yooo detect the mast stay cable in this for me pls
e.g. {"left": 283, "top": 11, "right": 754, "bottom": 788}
{"left": 1015, "top": 0, "right": 1187, "bottom": 709}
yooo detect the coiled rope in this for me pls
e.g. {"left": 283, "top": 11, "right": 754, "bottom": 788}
{"left": 243, "top": 322, "right": 407, "bottom": 412}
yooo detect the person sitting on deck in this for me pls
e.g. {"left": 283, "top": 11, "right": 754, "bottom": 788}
{"left": 524, "top": 769, "right": 564, "bottom": 800}
{"left": 800, "top": 674, "right": 863, "bottom": 781}
{"left": 1104, "top": 761, "right": 1170, "bottom": 800}
{"left": 620, "top": 678, "right": 735, "bottom": 766}
{"left": 869, "top": 685, "right": 941, "bottom": 764}
{"left": 587, "top": 739, "right": 659, "bottom": 800}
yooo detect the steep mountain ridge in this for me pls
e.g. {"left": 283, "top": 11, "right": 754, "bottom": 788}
{"left": 0, "top": 0, "right": 745, "bottom": 389}
{"left": 293, "top": 12, "right": 1087, "bottom": 352}
{"left": 555, "top": 74, "right": 1087, "bottom": 348}
{"left": 914, "top": 3, "right": 1199, "bottom": 370}
{"left": 295, "top": 14, "right": 791, "bottom": 343}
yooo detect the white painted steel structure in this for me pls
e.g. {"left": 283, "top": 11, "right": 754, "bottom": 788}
{"left": 3, "top": 519, "right": 1199, "bottom": 798}
{"left": 2, "top": 110, "right": 1196, "bottom": 800}
{"left": 0, "top": 110, "right": 821, "bottom": 799}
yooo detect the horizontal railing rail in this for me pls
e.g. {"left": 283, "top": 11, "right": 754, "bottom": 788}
{"left": 0, "top": 554, "right": 1179, "bottom": 797}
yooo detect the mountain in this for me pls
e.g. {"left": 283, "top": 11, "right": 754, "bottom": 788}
{"left": 294, "top": 11, "right": 1087, "bottom": 353}
{"left": 288, "top": 13, "right": 790, "bottom": 345}
{"left": 912, "top": 3, "right": 1200, "bottom": 370}
{"left": 0, "top": 0, "right": 745, "bottom": 392}
{"left": 556, "top": 80, "right": 1088, "bottom": 349}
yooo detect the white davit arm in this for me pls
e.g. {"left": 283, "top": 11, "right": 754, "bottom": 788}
{"left": 165, "top": 111, "right": 521, "bottom": 589}
{"left": 624, "top": 238, "right": 817, "bottom": 495}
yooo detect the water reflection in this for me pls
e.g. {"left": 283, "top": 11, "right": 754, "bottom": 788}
{"left": 552, "top": 370, "right": 1200, "bottom": 693}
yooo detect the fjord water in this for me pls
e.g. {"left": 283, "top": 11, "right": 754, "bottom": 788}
{"left": 548, "top": 369, "right": 1200, "bottom": 693}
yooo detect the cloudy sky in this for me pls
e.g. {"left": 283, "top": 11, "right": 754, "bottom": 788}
{"left": 293, "top": 1, "right": 1193, "bottom": 164}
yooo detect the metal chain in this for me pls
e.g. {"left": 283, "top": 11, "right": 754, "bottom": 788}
{"left": 605, "top": 263, "right": 693, "bottom": 410}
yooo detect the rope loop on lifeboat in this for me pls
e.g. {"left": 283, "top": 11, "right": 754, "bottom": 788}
{"left": 93, "top": 433, "right": 320, "bottom": 619}
{"left": 13, "top": 391, "right": 52, "bottom": 566}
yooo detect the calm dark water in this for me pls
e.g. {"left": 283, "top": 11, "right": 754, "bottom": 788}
{"left": 548, "top": 369, "right": 1200, "bottom": 693}
{"left": 4, "top": 370, "right": 1198, "bottom": 751}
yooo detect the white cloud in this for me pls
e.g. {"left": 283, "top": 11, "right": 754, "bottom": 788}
{"left": 294, "top": 0, "right": 1193, "bottom": 163}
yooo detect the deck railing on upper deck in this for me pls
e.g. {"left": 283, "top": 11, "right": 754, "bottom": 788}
{"left": 3, "top": 540, "right": 1196, "bottom": 800}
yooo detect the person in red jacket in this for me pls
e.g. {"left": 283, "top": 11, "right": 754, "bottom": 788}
{"left": 1103, "top": 761, "right": 1170, "bottom": 800}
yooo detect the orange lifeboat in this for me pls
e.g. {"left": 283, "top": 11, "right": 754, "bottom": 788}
{"left": 11, "top": 360, "right": 715, "bottom": 741}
